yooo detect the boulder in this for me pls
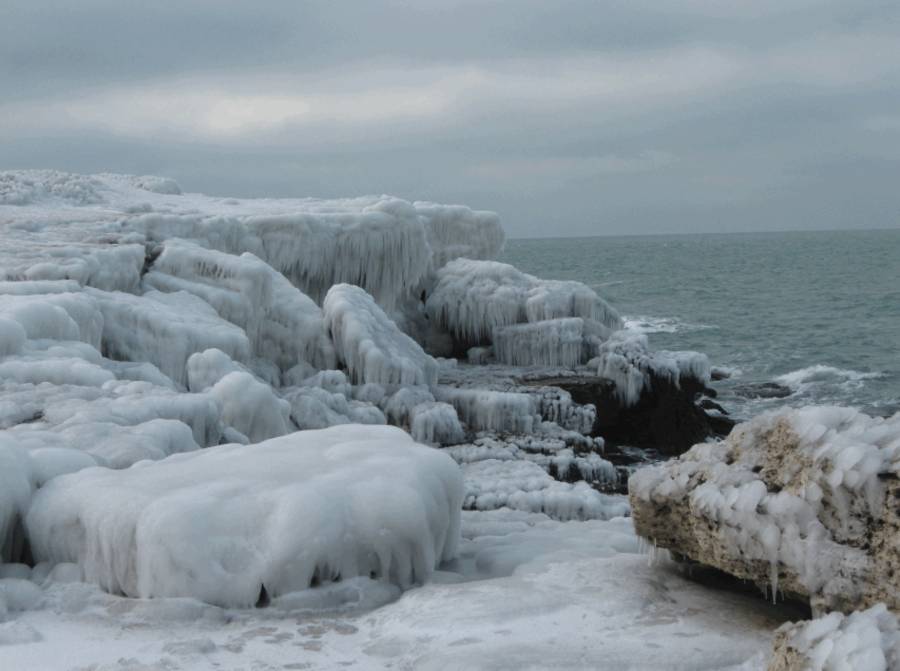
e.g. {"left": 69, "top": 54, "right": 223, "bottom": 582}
{"left": 629, "top": 406, "right": 900, "bottom": 614}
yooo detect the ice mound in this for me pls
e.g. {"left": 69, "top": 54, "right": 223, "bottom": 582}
{"left": 90, "top": 288, "right": 251, "bottom": 388}
{"left": 590, "top": 331, "right": 711, "bottom": 406}
{"left": 629, "top": 406, "right": 900, "bottom": 613}
{"left": 435, "top": 387, "right": 538, "bottom": 435}
{"left": 415, "top": 201, "right": 505, "bottom": 269}
{"left": 769, "top": 604, "right": 899, "bottom": 671}
{"left": 324, "top": 284, "right": 438, "bottom": 387}
{"left": 426, "top": 258, "right": 622, "bottom": 346}
{"left": 26, "top": 425, "right": 463, "bottom": 607}
{"left": 144, "top": 239, "right": 335, "bottom": 371}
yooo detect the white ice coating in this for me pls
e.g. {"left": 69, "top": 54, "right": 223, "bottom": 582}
{"left": 25, "top": 425, "right": 463, "bottom": 607}
{"left": 285, "top": 385, "right": 386, "bottom": 430}
{"left": 209, "top": 372, "right": 292, "bottom": 443}
{"left": 492, "top": 318, "right": 586, "bottom": 367}
{"left": 414, "top": 201, "right": 505, "bottom": 270}
{"left": 426, "top": 258, "right": 622, "bottom": 345}
{"left": 409, "top": 402, "right": 465, "bottom": 446}
{"left": 434, "top": 387, "right": 539, "bottom": 435}
{"left": 461, "top": 459, "right": 628, "bottom": 521}
{"left": 324, "top": 284, "right": 438, "bottom": 387}
{"left": 144, "top": 239, "right": 335, "bottom": 371}
{"left": 89, "top": 288, "right": 251, "bottom": 388}
{"left": 591, "top": 331, "right": 711, "bottom": 406}
{"left": 773, "top": 604, "right": 900, "bottom": 671}
{"left": 630, "top": 406, "right": 900, "bottom": 606}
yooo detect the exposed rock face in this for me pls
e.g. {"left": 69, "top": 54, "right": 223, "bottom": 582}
{"left": 629, "top": 407, "right": 900, "bottom": 615}
{"left": 528, "top": 372, "right": 732, "bottom": 455}
{"left": 767, "top": 604, "right": 900, "bottom": 671}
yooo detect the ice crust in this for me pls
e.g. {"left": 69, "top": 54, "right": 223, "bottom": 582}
{"left": 26, "top": 425, "right": 463, "bottom": 607}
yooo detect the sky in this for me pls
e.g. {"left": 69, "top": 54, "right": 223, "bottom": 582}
{"left": 3, "top": 1, "right": 900, "bottom": 238}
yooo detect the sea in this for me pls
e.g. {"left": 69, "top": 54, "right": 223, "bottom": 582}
{"left": 501, "top": 228, "right": 900, "bottom": 420}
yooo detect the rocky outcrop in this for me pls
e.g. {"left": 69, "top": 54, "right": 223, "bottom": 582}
{"left": 527, "top": 371, "right": 733, "bottom": 455}
{"left": 629, "top": 406, "right": 900, "bottom": 614}
{"left": 767, "top": 604, "right": 899, "bottom": 670}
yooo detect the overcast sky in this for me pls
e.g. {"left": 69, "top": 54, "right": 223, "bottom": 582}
{"left": 3, "top": 1, "right": 900, "bottom": 237}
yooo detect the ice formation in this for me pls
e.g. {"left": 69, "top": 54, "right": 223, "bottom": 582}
{"left": 769, "top": 604, "right": 900, "bottom": 671}
{"left": 434, "top": 387, "right": 539, "bottom": 435}
{"left": 324, "top": 284, "right": 438, "bottom": 387}
{"left": 590, "top": 331, "right": 711, "bottom": 406}
{"left": 26, "top": 425, "right": 463, "bottom": 607}
{"left": 492, "top": 318, "right": 587, "bottom": 367}
{"left": 208, "top": 372, "right": 292, "bottom": 443}
{"left": 426, "top": 258, "right": 622, "bottom": 346}
{"left": 415, "top": 201, "right": 505, "bottom": 269}
{"left": 409, "top": 402, "right": 465, "bottom": 446}
{"left": 630, "top": 406, "right": 900, "bottom": 613}
{"left": 144, "top": 239, "right": 336, "bottom": 371}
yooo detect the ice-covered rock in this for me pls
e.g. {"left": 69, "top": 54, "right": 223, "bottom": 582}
{"left": 590, "top": 331, "right": 711, "bottom": 407}
{"left": 435, "top": 387, "right": 538, "bottom": 435}
{"left": 768, "top": 604, "right": 900, "bottom": 671}
{"left": 409, "top": 402, "right": 465, "bottom": 446}
{"left": 426, "top": 259, "right": 621, "bottom": 347}
{"left": 492, "top": 317, "right": 587, "bottom": 367}
{"left": 144, "top": 239, "right": 335, "bottom": 371}
{"left": 208, "top": 372, "right": 292, "bottom": 443}
{"left": 89, "top": 288, "right": 251, "bottom": 388}
{"left": 462, "top": 459, "right": 628, "bottom": 521}
{"left": 26, "top": 425, "right": 463, "bottom": 607}
{"left": 324, "top": 284, "right": 438, "bottom": 387}
{"left": 415, "top": 201, "right": 504, "bottom": 270}
{"left": 629, "top": 406, "right": 900, "bottom": 614}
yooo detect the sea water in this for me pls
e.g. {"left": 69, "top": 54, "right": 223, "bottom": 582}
{"left": 502, "top": 228, "right": 899, "bottom": 419}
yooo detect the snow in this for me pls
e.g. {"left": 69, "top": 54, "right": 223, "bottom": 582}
{"left": 324, "top": 284, "right": 438, "bottom": 387}
{"left": 426, "top": 258, "right": 622, "bottom": 346}
{"left": 773, "top": 604, "right": 900, "bottom": 671}
{"left": 26, "top": 425, "right": 463, "bottom": 607}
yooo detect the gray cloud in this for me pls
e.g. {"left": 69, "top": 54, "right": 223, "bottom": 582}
{"left": 3, "top": 0, "right": 900, "bottom": 236}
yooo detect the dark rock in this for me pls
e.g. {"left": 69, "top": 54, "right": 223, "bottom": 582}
{"left": 733, "top": 381, "right": 793, "bottom": 399}
{"left": 699, "top": 398, "right": 728, "bottom": 414}
{"left": 524, "top": 372, "right": 729, "bottom": 456}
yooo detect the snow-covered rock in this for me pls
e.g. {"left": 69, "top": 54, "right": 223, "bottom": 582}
{"left": 324, "top": 284, "right": 438, "bottom": 387}
{"left": 26, "top": 425, "right": 463, "bottom": 607}
{"left": 629, "top": 406, "right": 900, "bottom": 614}
{"left": 492, "top": 317, "right": 587, "bottom": 367}
{"left": 415, "top": 201, "right": 505, "bottom": 270}
{"left": 768, "top": 604, "right": 900, "bottom": 671}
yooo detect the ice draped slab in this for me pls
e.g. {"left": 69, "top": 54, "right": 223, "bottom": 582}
{"left": 323, "top": 284, "right": 438, "bottom": 387}
{"left": 0, "top": 171, "right": 501, "bottom": 308}
{"left": 25, "top": 425, "right": 463, "bottom": 607}
{"left": 143, "top": 239, "right": 335, "bottom": 371}
{"left": 88, "top": 288, "right": 252, "bottom": 388}
{"left": 425, "top": 258, "right": 622, "bottom": 350}
{"left": 629, "top": 406, "right": 900, "bottom": 614}
{"left": 415, "top": 201, "right": 505, "bottom": 269}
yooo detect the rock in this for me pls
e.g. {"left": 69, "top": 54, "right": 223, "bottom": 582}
{"left": 629, "top": 406, "right": 900, "bottom": 615}
{"left": 733, "top": 382, "right": 793, "bottom": 399}
{"left": 529, "top": 371, "right": 731, "bottom": 456}
{"left": 767, "top": 604, "right": 900, "bottom": 671}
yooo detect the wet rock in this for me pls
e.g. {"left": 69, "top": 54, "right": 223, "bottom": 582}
{"left": 527, "top": 371, "right": 729, "bottom": 456}
{"left": 733, "top": 382, "right": 793, "bottom": 399}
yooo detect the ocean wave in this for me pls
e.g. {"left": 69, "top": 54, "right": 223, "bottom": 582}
{"left": 623, "top": 315, "right": 715, "bottom": 335}
{"left": 775, "top": 365, "right": 886, "bottom": 390}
